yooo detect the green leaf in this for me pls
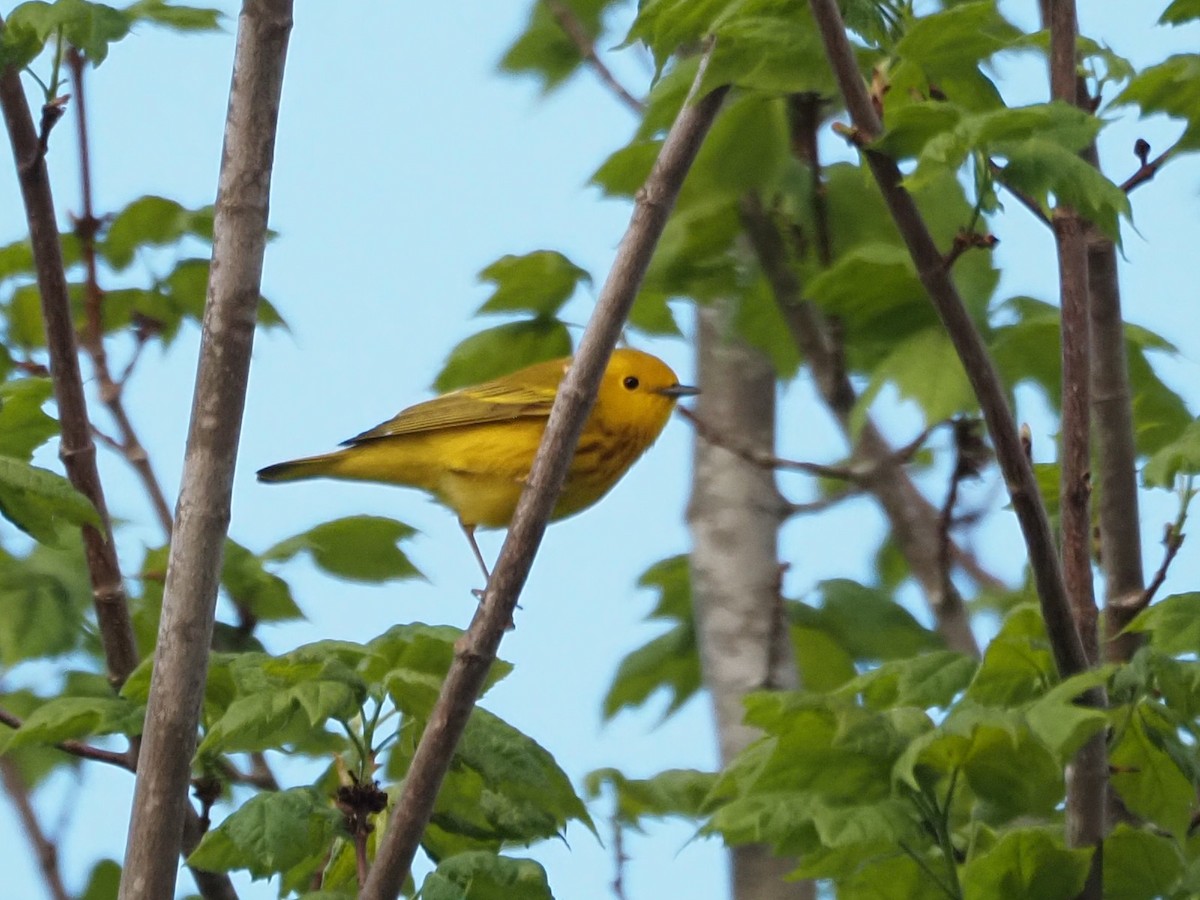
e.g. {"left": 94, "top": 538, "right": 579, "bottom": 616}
{"left": 100, "top": 195, "right": 214, "bottom": 271}
{"left": 434, "top": 319, "right": 572, "bottom": 393}
{"left": 590, "top": 140, "right": 661, "bottom": 199}
{"left": 701, "top": 1, "right": 836, "bottom": 96}
{"left": 264, "top": 515, "right": 423, "bottom": 584}
{"left": 966, "top": 605, "right": 1056, "bottom": 706}
{"left": 853, "top": 328, "right": 975, "bottom": 431}
{"left": 221, "top": 539, "right": 303, "bottom": 622}
{"left": 80, "top": 859, "right": 122, "bottom": 900}
{"left": 1125, "top": 592, "right": 1200, "bottom": 654}
{"left": 1102, "top": 823, "right": 1184, "bottom": 900}
{"left": 837, "top": 851, "right": 947, "bottom": 900}
{"left": 420, "top": 852, "right": 553, "bottom": 900}
{"left": 122, "top": 0, "right": 223, "bottom": 31}
{"left": 1114, "top": 54, "right": 1200, "bottom": 150}
{"left": 959, "top": 827, "right": 1091, "bottom": 900}
{"left": 454, "top": 707, "right": 595, "bottom": 837}
{"left": 584, "top": 767, "right": 715, "bottom": 826}
{"left": 1110, "top": 703, "right": 1195, "bottom": 838}
{"left": 732, "top": 277, "right": 800, "bottom": 379}
{"left": 0, "top": 456, "right": 101, "bottom": 544}
{"left": 894, "top": 2, "right": 1021, "bottom": 75}
{"left": 624, "top": 0, "right": 739, "bottom": 76}
{"left": 627, "top": 288, "right": 681, "bottom": 336}
{"left": 0, "top": 378, "right": 56, "bottom": 460}
{"left": 808, "top": 579, "right": 945, "bottom": 662}
{"left": 7, "top": 696, "right": 140, "bottom": 749}
{"left": 602, "top": 621, "right": 699, "bottom": 720}
{"left": 1160, "top": 0, "right": 1200, "bottom": 25}
{"left": 197, "top": 649, "right": 366, "bottom": 755}
{"left": 0, "top": 540, "right": 91, "bottom": 664}
{"left": 1023, "top": 668, "right": 1111, "bottom": 759}
{"left": 1143, "top": 419, "right": 1200, "bottom": 487}
{"left": 187, "top": 787, "right": 343, "bottom": 878}
{"left": 790, "top": 626, "right": 856, "bottom": 692}
{"left": 2, "top": 0, "right": 133, "bottom": 68}
{"left": 477, "top": 251, "right": 591, "bottom": 318}
{"left": 997, "top": 138, "right": 1131, "bottom": 241}
{"left": 498, "top": 0, "right": 612, "bottom": 91}
{"left": 838, "top": 651, "right": 976, "bottom": 711}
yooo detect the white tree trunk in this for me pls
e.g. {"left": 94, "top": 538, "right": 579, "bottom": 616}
{"left": 689, "top": 304, "right": 811, "bottom": 900}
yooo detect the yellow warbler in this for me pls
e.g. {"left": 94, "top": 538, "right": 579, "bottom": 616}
{"left": 257, "top": 348, "right": 698, "bottom": 576}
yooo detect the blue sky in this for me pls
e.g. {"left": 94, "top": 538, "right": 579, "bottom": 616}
{"left": 1, "top": 2, "right": 1198, "bottom": 898}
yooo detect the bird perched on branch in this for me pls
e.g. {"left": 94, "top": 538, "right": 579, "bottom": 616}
{"left": 258, "top": 348, "right": 698, "bottom": 578}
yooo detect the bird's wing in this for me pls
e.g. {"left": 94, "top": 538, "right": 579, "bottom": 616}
{"left": 342, "top": 362, "right": 567, "bottom": 444}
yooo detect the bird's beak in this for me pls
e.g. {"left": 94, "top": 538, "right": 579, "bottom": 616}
{"left": 657, "top": 383, "right": 700, "bottom": 398}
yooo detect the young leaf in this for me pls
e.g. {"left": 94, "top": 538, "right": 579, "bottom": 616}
{"left": 264, "top": 515, "right": 423, "bottom": 584}
{"left": 1113, "top": 54, "right": 1200, "bottom": 150}
{"left": 0, "top": 456, "right": 101, "bottom": 545}
{"left": 477, "top": 251, "right": 590, "bottom": 318}
{"left": 221, "top": 539, "right": 303, "bottom": 622}
{"left": 0, "top": 378, "right": 57, "bottom": 460}
{"left": 585, "top": 767, "right": 716, "bottom": 826}
{"left": 1102, "top": 823, "right": 1184, "bottom": 900}
{"left": 434, "top": 319, "right": 573, "bottom": 393}
{"left": 187, "top": 787, "right": 343, "bottom": 879}
{"left": 1124, "top": 592, "right": 1200, "bottom": 656}
{"left": 7, "top": 696, "right": 141, "bottom": 749}
{"left": 100, "top": 195, "right": 215, "bottom": 271}
{"left": 499, "top": 0, "right": 614, "bottom": 91}
{"left": 958, "top": 827, "right": 1091, "bottom": 900}
{"left": 420, "top": 852, "right": 553, "bottom": 900}
{"left": 1110, "top": 702, "right": 1195, "bottom": 837}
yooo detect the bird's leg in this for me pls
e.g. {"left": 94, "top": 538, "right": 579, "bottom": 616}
{"left": 461, "top": 522, "right": 491, "bottom": 597}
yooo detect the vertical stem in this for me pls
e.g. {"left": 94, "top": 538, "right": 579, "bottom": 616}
{"left": 1045, "top": 2, "right": 1106, "bottom": 891}
{"left": 0, "top": 23, "right": 139, "bottom": 690}
{"left": 119, "top": 3, "right": 292, "bottom": 898}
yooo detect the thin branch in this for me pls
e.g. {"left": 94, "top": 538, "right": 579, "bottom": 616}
{"left": 610, "top": 814, "right": 630, "bottom": 900}
{"left": 0, "top": 758, "right": 70, "bottom": 900}
{"left": 785, "top": 486, "right": 865, "bottom": 517}
{"left": 0, "top": 707, "right": 133, "bottom": 769}
{"left": 67, "top": 48, "right": 175, "bottom": 539}
{"left": 678, "top": 404, "right": 944, "bottom": 481}
{"left": 0, "top": 19, "right": 139, "bottom": 689}
{"left": 360, "top": 49, "right": 729, "bottom": 900}
{"left": 119, "top": 3, "right": 293, "bottom": 899}
{"left": 807, "top": 0, "right": 1089, "bottom": 677}
{"left": 544, "top": 0, "right": 644, "bottom": 115}
{"left": 1120, "top": 140, "right": 1176, "bottom": 193}
{"left": 1140, "top": 522, "right": 1185, "bottom": 610}
{"left": 988, "top": 158, "right": 1054, "bottom": 228}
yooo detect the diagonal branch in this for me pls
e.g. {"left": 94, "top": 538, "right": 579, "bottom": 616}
{"left": 359, "top": 49, "right": 729, "bottom": 900}
{"left": 805, "top": 0, "right": 1089, "bottom": 678}
{"left": 0, "top": 20, "right": 139, "bottom": 690}
{"left": 544, "top": 0, "right": 644, "bottom": 115}
{"left": 0, "top": 707, "right": 133, "bottom": 769}
{"left": 119, "top": 2, "right": 293, "bottom": 898}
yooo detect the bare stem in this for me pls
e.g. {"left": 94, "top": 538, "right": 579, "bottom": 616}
{"left": 359, "top": 51, "right": 729, "bottom": 900}
{"left": 0, "top": 19, "right": 139, "bottom": 690}
{"left": 544, "top": 0, "right": 644, "bottom": 115}
{"left": 66, "top": 48, "right": 175, "bottom": 539}
{"left": 0, "top": 758, "right": 70, "bottom": 900}
{"left": 806, "top": 0, "right": 1088, "bottom": 677}
{"left": 118, "top": 3, "right": 293, "bottom": 898}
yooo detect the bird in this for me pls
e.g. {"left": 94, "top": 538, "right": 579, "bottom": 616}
{"left": 257, "top": 348, "right": 698, "bottom": 580}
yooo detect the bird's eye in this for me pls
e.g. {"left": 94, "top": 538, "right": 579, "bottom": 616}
{"left": 623, "top": 375, "right": 640, "bottom": 391}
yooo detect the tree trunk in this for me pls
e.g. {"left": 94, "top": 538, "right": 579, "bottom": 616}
{"left": 688, "top": 304, "right": 811, "bottom": 900}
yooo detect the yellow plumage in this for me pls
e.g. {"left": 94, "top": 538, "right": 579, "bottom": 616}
{"left": 257, "top": 348, "right": 697, "bottom": 574}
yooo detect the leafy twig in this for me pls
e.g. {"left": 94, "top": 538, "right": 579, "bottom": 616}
{"left": 0, "top": 18, "right": 139, "bottom": 690}
{"left": 67, "top": 47, "right": 175, "bottom": 539}
{"left": 544, "top": 0, "right": 644, "bottom": 115}
{"left": 119, "top": 3, "right": 293, "bottom": 898}
{"left": 359, "top": 46, "right": 729, "bottom": 900}
{"left": 0, "top": 707, "right": 133, "bottom": 770}
{"left": 807, "top": 0, "right": 1089, "bottom": 679}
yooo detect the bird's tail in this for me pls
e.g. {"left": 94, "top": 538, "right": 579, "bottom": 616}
{"left": 256, "top": 453, "right": 343, "bottom": 483}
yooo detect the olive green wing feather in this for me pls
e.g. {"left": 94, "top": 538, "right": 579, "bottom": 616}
{"left": 342, "top": 359, "right": 567, "bottom": 445}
